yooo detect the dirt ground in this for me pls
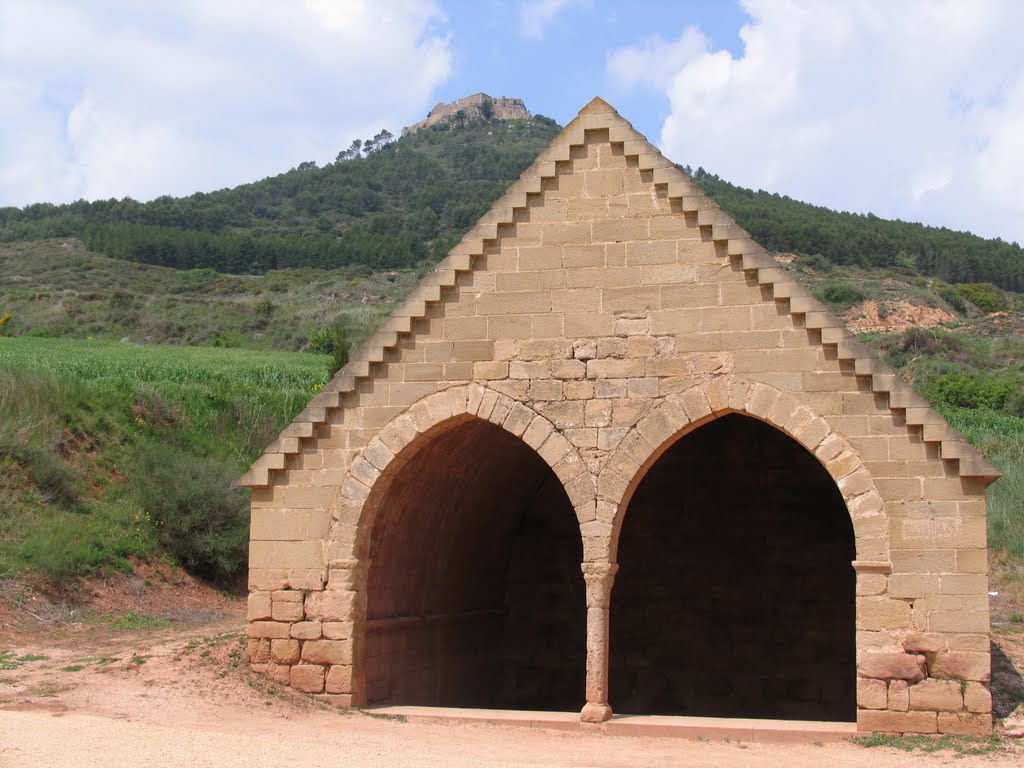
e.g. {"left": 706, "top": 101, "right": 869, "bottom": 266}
{"left": 2, "top": 569, "right": 1024, "bottom": 768}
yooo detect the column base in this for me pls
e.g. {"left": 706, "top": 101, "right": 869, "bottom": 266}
{"left": 580, "top": 702, "right": 613, "bottom": 723}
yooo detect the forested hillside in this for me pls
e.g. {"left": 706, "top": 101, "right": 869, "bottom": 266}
{"left": 690, "top": 169, "right": 1024, "bottom": 291}
{"left": 2, "top": 113, "right": 1022, "bottom": 289}
{"left": 0, "top": 117, "right": 561, "bottom": 273}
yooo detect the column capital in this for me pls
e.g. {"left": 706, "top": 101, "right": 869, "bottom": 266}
{"left": 581, "top": 562, "right": 618, "bottom": 608}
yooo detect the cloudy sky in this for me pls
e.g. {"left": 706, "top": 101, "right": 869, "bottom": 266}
{"left": 2, "top": 0, "right": 1022, "bottom": 244}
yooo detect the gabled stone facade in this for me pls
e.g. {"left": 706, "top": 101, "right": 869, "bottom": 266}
{"left": 241, "top": 98, "right": 999, "bottom": 735}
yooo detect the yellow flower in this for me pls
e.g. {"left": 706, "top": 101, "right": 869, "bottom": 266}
{"left": 0, "top": 313, "right": 11, "bottom": 327}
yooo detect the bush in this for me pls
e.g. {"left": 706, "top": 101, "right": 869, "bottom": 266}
{"left": 329, "top": 325, "right": 350, "bottom": 377}
{"left": 937, "top": 285, "right": 968, "bottom": 314}
{"left": 956, "top": 283, "right": 1008, "bottom": 314}
{"left": 130, "top": 441, "right": 249, "bottom": 581}
{"left": 818, "top": 282, "right": 867, "bottom": 308}
{"left": 921, "top": 372, "right": 1018, "bottom": 412}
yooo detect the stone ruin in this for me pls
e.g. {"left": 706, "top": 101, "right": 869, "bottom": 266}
{"left": 241, "top": 98, "right": 999, "bottom": 736}
{"left": 402, "top": 93, "right": 531, "bottom": 136}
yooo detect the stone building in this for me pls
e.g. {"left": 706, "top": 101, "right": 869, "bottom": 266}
{"left": 241, "top": 98, "right": 999, "bottom": 735}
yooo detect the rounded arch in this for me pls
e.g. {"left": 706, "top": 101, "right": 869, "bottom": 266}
{"left": 327, "top": 383, "right": 594, "bottom": 568}
{"left": 596, "top": 376, "right": 889, "bottom": 565}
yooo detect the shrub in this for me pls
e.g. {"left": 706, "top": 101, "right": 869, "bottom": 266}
{"left": 937, "top": 285, "right": 968, "bottom": 314}
{"left": 130, "top": 441, "right": 249, "bottom": 581}
{"left": 956, "top": 283, "right": 1008, "bottom": 314}
{"left": 818, "top": 282, "right": 867, "bottom": 308}
{"left": 329, "top": 325, "right": 350, "bottom": 377}
{"left": 921, "top": 372, "right": 1017, "bottom": 412}
{"left": 794, "top": 253, "right": 833, "bottom": 273}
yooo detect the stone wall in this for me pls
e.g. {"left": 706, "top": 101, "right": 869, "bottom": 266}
{"left": 243, "top": 99, "right": 996, "bottom": 735}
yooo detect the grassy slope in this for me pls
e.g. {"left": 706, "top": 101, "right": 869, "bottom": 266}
{"left": 0, "top": 338, "right": 326, "bottom": 582}
{"left": 0, "top": 239, "right": 421, "bottom": 351}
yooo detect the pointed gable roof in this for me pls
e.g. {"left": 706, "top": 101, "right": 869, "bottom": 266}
{"left": 239, "top": 97, "right": 999, "bottom": 488}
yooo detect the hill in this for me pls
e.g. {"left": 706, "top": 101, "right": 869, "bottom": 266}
{"left": 0, "top": 116, "right": 561, "bottom": 273}
{"left": 1, "top": 108, "right": 1022, "bottom": 290}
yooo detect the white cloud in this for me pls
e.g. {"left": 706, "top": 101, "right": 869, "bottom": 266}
{"left": 519, "top": 0, "right": 591, "bottom": 40}
{"left": 607, "top": 0, "right": 1024, "bottom": 244}
{"left": 0, "top": 0, "right": 452, "bottom": 205}
{"left": 607, "top": 27, "right": 709, "bottom": 91}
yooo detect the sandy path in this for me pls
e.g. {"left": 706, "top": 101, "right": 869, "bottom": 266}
{"left": 0, "top": 614, "right": 1020, "bottom": 768}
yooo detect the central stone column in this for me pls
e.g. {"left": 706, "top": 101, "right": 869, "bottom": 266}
{"left": 580, "top": 561, "right": 618, "bottom": 723}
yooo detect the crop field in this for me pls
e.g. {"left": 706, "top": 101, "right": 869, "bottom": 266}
{"left": 0, "top": 337, "right": 328, "bottom": 582}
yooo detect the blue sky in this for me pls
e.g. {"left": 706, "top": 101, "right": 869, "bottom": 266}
{"left": 2, "top": 0, "right": 1023, "bottom": 244}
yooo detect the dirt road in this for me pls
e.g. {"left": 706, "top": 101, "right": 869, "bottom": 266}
{"left": 0, "top": 608, "right": 1021, "bottom": 767}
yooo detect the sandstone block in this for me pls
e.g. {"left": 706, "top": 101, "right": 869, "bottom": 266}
{"left": 271, "top": 639, "right": 301, "bottom": 665}
{"left": 937, "top": 712, "right": 991, "bottom": 736}
{"left": 963, "top": 682, "right": 992, "bottom": 713}
{"left": 247, "top": 592, "right": 272, "bottom": 622}
{"left": 474, "top": 361, "right": 509, "bottom": 380}
{"left": 322, "top": 621, "right": 355, "bottom": 640}
{"left": 858, "top": 710, "right": 936, "bottom": 734}
{"left": 290, "top": 664, "right": 325, "bottom": 693}
{"left": 930, "top": 652, "right": 990, "bottom": 682}
{"left": 860, "top": 652, "right": 926, "bottom": 682}
{"left": 857, "top": 678, "right": 887, "bottom": 709}
{"left": 305, "top": 590, "right": 356, "bottom": 621}
{"left": 272, "top": 600, "right": 304, "bottom": 623}
{"left": 928, "top": 610, "right": 990, "bottom": 634}
{"left": 290, "top": 621, "right": 323, "bottom": 640}
{"left": 301, "top": 639, "right": 353, "bottom": 666}
{"left": 269, "top": 663, "right": 292, "bottom": 684}
{"left": 909, "top": 679, "right": 963, "bottom": 712}
{"left": 888, "top": 680, "right": 909, "bottom": 711}
{"left": 247, "top": 638, "right": 271, "bottom": 664}
{"left": 888, "top": 574, "right": 941, "bottom": 599}
{"left": 858, "top": 598, "right": 912, "bottom": 631}
{"left": 325, "top": 664, "right": 354, "bottom": 694}
{"left": 247, "top": 621, "right": 291, "bottom": 639}
{"left": 902, "top": 633, "right": 946, "bottom": 653}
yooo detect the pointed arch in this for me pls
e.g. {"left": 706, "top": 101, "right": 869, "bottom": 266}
{"left": 325, "top": 382, "right": 594, "bottom": 572}
{"left": 327, "top": 384, "right": 589, "bottom": 709}
{"left": 595, "top": 375, "right": 889, "bottom": 565}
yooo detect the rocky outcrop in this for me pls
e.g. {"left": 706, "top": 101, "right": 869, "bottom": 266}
{"left": 402, "top": 93, "right": 530, "bottom": 136}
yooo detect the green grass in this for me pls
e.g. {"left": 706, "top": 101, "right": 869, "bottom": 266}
{"left": 0, "top": 653, "right": 49, "bottom": 670}
{"left": 855, "top": 733, "right": 1004, "bottom": 756}
{"left": 0, "top": 337, "right": 326, "bottom": 583}
{"left": 98, "top": 612, "right": 171, "bottom": 630}
{"left": 939, "top": 407, "right": 1024, "bottom": 559}
{"left": 0, "top": 240, "right": 418, "bottom": 353}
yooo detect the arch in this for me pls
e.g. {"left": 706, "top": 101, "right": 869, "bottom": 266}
{"left": 610, "top": 412, "right": 858, "bottom": 720}
{"left": 596, "top": 376, "right": 889, "bottom": 566}
{"left": 325, "top": 385, "right": 592, "bottom": 710}
{"left": 327, "top": 383, "right": 595, "bottom": 567}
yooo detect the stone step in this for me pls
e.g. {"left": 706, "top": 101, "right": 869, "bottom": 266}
{"left": 361, "top": 706, "right": 860, "bottom": 745}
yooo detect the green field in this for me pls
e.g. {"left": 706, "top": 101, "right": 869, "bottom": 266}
{"left": 0, "top": 337, "right": 327, "bottom": 583}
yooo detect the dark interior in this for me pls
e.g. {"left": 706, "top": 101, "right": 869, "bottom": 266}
{"left": 364, "top": 417, "right": 585, "bottom": 710}
{"left": 610, "top": 413, "right": 857, "bottom": 722}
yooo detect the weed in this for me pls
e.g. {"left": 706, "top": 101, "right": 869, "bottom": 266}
{"left": 23, "top": 680, "right": 71, "bottom": 697}
{"left": 855, "top": 733, "right": 1004, "bottom": 756}
{"left": 98, "top": 611, "right": 171, "bottom": 630}
{"left": 365, "top": 711, "right": 408, "bottom": 723}
{"left": 60, "top": 664, "right": 85, "bottom": 672}
{"left": 130, "top": 654, "right": 150, "bottom": 665}
{"left": 1010, "top": 613, "right": 1024, "bottom": 624}
{"left": 0, "top": 653, "right": 48, "bottom": 670}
